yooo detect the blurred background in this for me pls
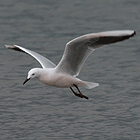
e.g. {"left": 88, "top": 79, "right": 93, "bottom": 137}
{"left": 0, "top": 0, "right": 140, "bottom": 139}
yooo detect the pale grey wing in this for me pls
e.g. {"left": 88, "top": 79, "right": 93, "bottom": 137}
{"left": 5, "top": 45, "right": 56, "bottom": 69}
{"left": 56, "top": 30, "right": 136, "bottom": 76}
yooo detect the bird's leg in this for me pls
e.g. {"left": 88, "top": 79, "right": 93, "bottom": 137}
{"left": 73, "top": 84, "right": 89, "bottom": 100}
{"left": 70, "top": 87, "right": 83, "bottom": 98}
{"left": 70, "top": 84, "right": 89, "bottom": 100}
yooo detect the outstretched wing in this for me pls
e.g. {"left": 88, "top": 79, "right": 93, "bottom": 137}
{"left": 5, "top": 45, "right": 56, "bottom": 69}
{"left": 56, "top": 30, "right": 136, "bottom": 76}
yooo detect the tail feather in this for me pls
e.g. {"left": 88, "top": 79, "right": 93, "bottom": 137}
{"left": 84, "top": 81, "right": 99, "bottom": 89}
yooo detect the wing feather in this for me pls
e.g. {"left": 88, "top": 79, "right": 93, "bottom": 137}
{"left": 5, "top": 45, "right": 56, "bottom": 69}
{"left": 56, "top": 30, "right": 136, "bottom": 76}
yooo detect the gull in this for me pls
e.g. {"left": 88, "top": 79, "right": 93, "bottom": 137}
{"left": 5, "top": 30, "right": 135, "bottom": 99}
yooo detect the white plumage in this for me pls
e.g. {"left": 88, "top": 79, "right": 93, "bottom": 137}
{"left": 5, "top": 30, "right": 135, "bottom": 99}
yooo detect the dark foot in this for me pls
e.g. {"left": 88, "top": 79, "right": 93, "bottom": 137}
{"left": 81, "top": 94, "right": 89, "bottom": 100}
{"left": 70, "top": 87, "right": 89, "bottom": 100}
{"left": 74, "top": 92, "right": 89, "bottom": 100}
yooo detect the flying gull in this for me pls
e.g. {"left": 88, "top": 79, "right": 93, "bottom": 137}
{"left": 5, "top": 30, "right": 136, "bottom": 99}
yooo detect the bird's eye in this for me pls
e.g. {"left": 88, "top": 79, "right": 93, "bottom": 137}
{"left": 32, "top": 73, "right": 35, "bottom": 76}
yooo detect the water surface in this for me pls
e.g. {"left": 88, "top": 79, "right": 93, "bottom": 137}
{"left": 1, "top": 0, "right": 140, "bottom": 139}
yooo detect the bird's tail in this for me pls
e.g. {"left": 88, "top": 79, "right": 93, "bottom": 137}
{"left": 83, "top": 81, "right": 99, "bottom": 89}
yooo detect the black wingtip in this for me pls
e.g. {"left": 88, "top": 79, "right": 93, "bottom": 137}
{"left": 5, "top": 45, "right": 26, "bottom": 53}
{"left": 130, "top": 30, "right": 136, "bottom": 37}
{"left": 133, "top": 31, "right": 136, "bottom": 36}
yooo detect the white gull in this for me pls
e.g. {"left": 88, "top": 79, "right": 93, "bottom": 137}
{"left": 5, "top": 30, "right": 136, "bottom": 99}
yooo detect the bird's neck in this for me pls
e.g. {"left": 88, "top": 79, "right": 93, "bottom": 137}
{"left": 37, "top": 68, "right": 55, "bottom": 81}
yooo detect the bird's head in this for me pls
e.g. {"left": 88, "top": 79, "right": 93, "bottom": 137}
{"left": 23, "top": 68, "right": 42, "bottom": 85}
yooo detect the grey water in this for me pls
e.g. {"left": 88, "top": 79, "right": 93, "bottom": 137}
{"left": 0, "top": 0, "right": 140, "bottom": 139}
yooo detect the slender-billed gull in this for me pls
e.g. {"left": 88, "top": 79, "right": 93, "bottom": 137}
{"left": 5, "top": 30, "right": 136, "bottom": 99}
